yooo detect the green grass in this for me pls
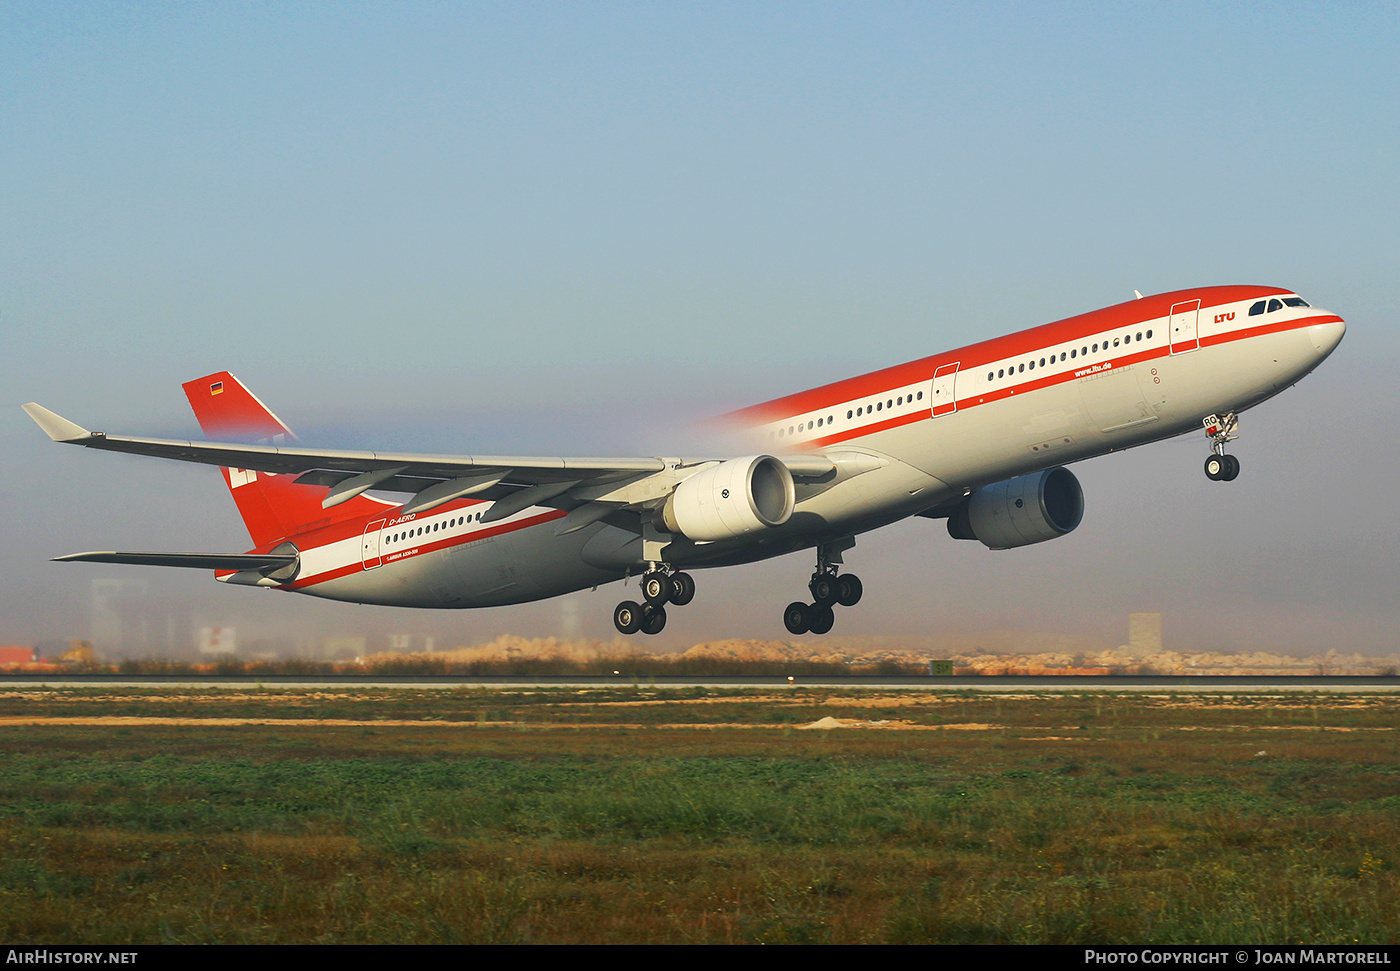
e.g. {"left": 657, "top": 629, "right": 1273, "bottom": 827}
{"left": 0, "top": 687, "right": 1396, "bottom": 943}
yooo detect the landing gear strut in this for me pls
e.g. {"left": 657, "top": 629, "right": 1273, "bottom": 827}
{"left": 614, "top": 565, "right": 695, "bottom": 635}
{"left": 784, "top": 539, "right": 861, "bottom": 635}
{"left": 1202, "top": 413, "right": 1240, "bottom": 481}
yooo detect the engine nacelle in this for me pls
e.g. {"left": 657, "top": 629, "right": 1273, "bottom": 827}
{"left": 947, "top": 467, "right": 1084, "bottom": 550}
{"left": 660, "top": 455, "right": 795, "bottom": 542}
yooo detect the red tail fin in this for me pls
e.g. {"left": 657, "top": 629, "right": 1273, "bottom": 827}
{"left": 182, "top": 372, "right": 390, "bottom": 548}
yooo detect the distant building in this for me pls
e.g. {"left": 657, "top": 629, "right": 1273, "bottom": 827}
{"left": 92, "top": 578, "right": 191, "bottom": 657}
{"left": 387, "top": 634, "right": 436, "bottom": 653}
{"left": 0, "top": 646, "right": 34, "bottom": 666}
{"left": 198, "top": 626, "right": 237, "bottom": 656}
{"left": 92, "top": 578, "right": 152, "bottom": 656}
{"left": 1128, "top": 612, "right": 1162, "bottom": 656}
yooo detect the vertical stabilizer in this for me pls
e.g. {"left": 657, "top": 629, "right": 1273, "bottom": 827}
{"left": 182, "top": 372, "right": 390, "bottom": 548}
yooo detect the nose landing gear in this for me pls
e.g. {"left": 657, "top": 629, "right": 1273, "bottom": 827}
{"left": 1202, "top": 413, "right": 1241, "bottom": 481}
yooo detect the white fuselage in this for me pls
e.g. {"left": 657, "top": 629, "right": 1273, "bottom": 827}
{"left": 260, "top": 286, "right": 1344, "bottom": 607}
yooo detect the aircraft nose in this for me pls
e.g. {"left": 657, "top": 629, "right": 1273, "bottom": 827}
{"left": 1308, "top": 317, "right": 1346, "bottom": 357}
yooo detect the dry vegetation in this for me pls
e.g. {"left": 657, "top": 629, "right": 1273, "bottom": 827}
{"left": 11, "top": 633, "right": 1400, "bottom": 678}
{"left": 0, "top": 685, "right": 1396, "bottom": 944}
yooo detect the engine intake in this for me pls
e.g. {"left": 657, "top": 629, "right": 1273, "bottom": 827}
{"left": 947, "top": 467, "right": 1084, "bottom": 550}
{"left": 661, "top": 455, "right": 795, "bottom": 542}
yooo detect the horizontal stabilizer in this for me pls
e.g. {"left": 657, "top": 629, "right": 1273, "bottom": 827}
{"left": 53, "top": 551, "right": 298, "bottom": 572}
{"left": 22, "top": 403, "right": 91, "bottom": 442}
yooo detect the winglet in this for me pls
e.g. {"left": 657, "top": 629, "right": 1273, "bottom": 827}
{"left": 22, "top": 403, "right": 92, "bottom": 442}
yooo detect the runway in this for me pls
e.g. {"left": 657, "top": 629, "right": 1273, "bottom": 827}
{"left": 3, "top": 674, "right": 1398, "bottom": 692}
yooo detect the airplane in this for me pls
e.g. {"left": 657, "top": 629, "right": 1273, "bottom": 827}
{"left": 24, "top": 284, "right": 1345, "bottom": 636}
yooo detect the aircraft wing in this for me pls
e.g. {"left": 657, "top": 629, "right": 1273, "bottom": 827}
{"left": 52, "top": 551, "right": 298, "bottom": 571}
{"left": 22, "top": 403, "right": 835, "bottom": 519}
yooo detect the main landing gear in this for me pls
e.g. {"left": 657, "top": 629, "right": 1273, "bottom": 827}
{"left": 783, "top": 540, "right": 862, "bottom": 636}
{"left": 613, "top": 566, "right": 695, "bottom": 635}
{"left": 1202, "top": 412, "right": 1240, "bottom": 482}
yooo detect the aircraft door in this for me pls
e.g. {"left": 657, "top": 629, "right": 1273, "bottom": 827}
{"left": 1169, "top": 299, "right": 1200, "bottom": 354}
{"left": 930, "top": 362, "right": 959, "bottom": 417}
{"left": 362, "top": 519, "right": 385, "bottom": 569}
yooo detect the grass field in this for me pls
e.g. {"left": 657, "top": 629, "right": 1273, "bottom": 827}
{"left": 0, "top": 685, "right": 1396, "bottom": 944}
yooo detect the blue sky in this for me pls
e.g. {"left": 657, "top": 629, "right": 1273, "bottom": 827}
{"left": 2, "top": 2, "right": 1396, "bottom": 656}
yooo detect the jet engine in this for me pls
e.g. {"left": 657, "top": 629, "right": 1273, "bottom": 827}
{"left": 659, "top": 455, "right": 795, "bottom": 542}
{"left": 946, "top": 466, "right": 1084, "bottom": 550}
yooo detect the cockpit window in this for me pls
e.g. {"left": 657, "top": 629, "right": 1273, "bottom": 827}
{"left": 1267, "top": 299, "right": 1283, "bottom": 312}
{"left": 1249, "top": 300, "right": 1266, "bottom": 316}
{"left": 1283, "top": 296, "right": 1310, "bottom": 308}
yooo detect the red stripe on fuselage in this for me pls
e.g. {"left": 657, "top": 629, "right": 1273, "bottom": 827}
{"left": 1201, "top": 313, "right": 1342, "bottom": 348}
{"left": 727, "top": 285, "right": 1290, "bottom": 425}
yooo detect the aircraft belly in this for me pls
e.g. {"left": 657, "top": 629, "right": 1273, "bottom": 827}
{"left": 446, "top": 525, "right": 617, "bottom": 606}
{"left": 294, "top": 519, "right": 621, "bottom": 608}
{"left": 890, "top": 379, "right": 1098, "bottom": 491}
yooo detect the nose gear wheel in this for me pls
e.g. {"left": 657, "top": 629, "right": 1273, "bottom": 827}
{"left": 1202, "top": 413, "right": 1241, "bottom": 481}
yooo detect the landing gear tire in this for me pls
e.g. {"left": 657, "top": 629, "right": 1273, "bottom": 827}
{"left": 669, "top": 572, "right": 695, "bottom": 606}
{"left": 1204, "top": 455, "right": 1227, "bottom": 481}
{"left": 1222, "top": 454, "right": 1240, "bottom": 481}
{"left": 806, "top": 604, "right": 835, "bottom": 635}
{"left": 784, "top": 602, "right": 809, "bottom": 635}
{"left": 836, "top": 574, "right": 863, "bottom": 607}
{"left": 641, "top": 571, "right": 670, "bottom": 606}
{"left": 614, "top": 601, "right": 643, "bottom": 635}
{"left": 640, "top": 604, "right": 667, "bottom": 635}
{"left": 809, "top": 575, "right": 838, "bottom": 607}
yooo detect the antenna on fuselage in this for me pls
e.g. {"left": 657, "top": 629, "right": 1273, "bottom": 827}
{"left": 1134, "top": 290, "right": 1144, "bottom": 299}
